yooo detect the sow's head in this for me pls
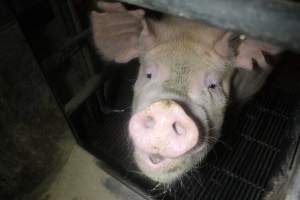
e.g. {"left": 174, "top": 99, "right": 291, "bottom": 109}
{"left": 91, "top": 2, "right": 281, "bottom": 184}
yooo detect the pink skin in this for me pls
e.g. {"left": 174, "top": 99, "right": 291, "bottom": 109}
{"left": 234, "top": 38, "right": 281, "bottom": 70}
{"left": 129, "top": 100, "right": 199, "bottom": 169}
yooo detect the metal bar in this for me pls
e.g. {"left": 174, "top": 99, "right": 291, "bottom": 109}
{"left": 64, "top": 75, "right": 101, "bottom": 115}
{"left": 43, "top": 29, "right": 91, "bottom": 73}
{"left": 67, "top": 0, "right": 95, "bottom": 76}
{"left": 119, "top": 0, "right": 300, "bottom": 52}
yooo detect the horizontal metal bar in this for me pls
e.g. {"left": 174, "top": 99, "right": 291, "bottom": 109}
{"left": 119, "top": 0, "right": 300, "bottom": 52}
{"left": 64, "top": 74, "right": 101, "bottom": 115}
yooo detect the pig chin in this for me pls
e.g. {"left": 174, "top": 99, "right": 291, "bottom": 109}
{"left": 133, "top": 141, "right": 210, "bottom": 184}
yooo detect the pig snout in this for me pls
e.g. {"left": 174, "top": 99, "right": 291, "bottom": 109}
{"left": 129, "top": 100, "right": 200, "bottom": 165}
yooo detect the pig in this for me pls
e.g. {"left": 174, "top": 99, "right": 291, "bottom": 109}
{"left": 91, "top": 2, "right": 281, "bottom": 184}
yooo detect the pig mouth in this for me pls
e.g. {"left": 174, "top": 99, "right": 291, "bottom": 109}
{"left": 134, "top": 133, "right": 208, "bottom": 168}
{"left": 138, "top": 150, "right": 173, "bottom": 169}
{"left": 132, "top": 124, "right": 210, "bottom": 183}
{"left": 133, "top": 140, "right": 210, "bottom": 184}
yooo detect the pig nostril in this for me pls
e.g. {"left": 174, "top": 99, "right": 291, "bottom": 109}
{"left": 172, "top": 122, "right": 186, "bottom": 135}
{"left": 144, "top": 116, "right": 155, "bottom": 129}
{"left": 149, "top": 154, "right": 164, "bottom": 164}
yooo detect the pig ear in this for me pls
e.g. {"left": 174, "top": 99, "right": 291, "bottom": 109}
{"left": 96, "top": 2, "right": 127, "bottom": 12}
{"left": 214, "top": 32, "right": 242, "bottom": 58}
{"left": 215, "top": 33, "right": 281, "bottom": 70}
{"left": 234, "top": 38, "right": 282, "bottom": 70}
{"left": 91, "top": 3, "right": 151, "bottom": 63}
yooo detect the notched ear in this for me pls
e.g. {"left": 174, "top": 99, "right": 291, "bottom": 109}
{"left": 230, "top": 37, "right": 283, "bottom": 101}
{"left": 234, "top": 38, "right": 282, "bottom": 70}
{"left": 90, "top": 2, "right": 158, "bottom": 63}
{"left": 216, "top": 32, "right": 282, "bottom": 101}
{"left": 215, "top": 32, "right": 282, "bottom": 70}
{"left": 90, "top": 3, "right": 146, "bottom": 63}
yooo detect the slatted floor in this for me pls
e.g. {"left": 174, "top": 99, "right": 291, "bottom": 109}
{"left": 72, "top": 62, "right": 300, "bottom": 200}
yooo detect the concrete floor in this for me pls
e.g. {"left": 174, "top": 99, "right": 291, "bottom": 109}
{"left": 39, "top": 143, "right": 144, "bottom": 200}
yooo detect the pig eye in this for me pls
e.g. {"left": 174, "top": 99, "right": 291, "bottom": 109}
{"left": 146, "top": 73, "right": 152, "bottom": 79}
{"left": 205, "top": 74, "right": 220, "bottom": 91}
{"left": 144, "top": 64, "right": 157, "bottom": 80}
{"left": 208, "top": 83, "right": 217, "bottom": 89}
